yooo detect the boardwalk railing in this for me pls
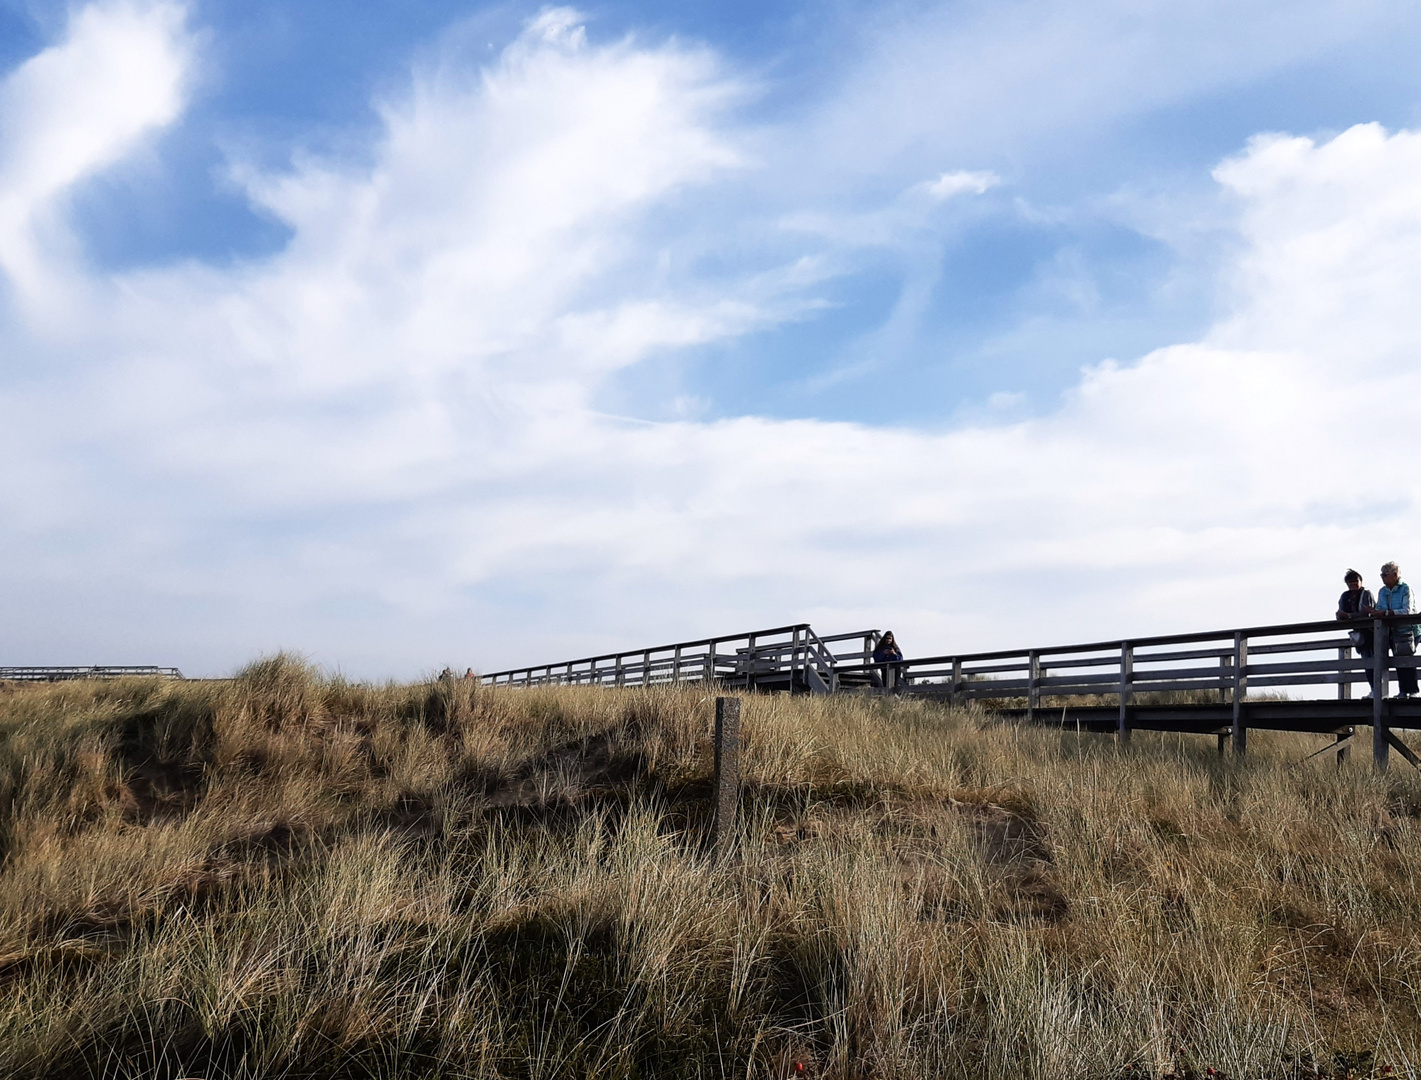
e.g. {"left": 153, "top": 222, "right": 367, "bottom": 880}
{"left": 480, "top": 624, "right": 863, "bottom": 695}
{"left": 478, "top": 616, "right": 1421, "bottom": 768}
{"left": 0, "top": 666, "right": 184, "bottom": 682}
{"left": 869, "top": 616, "right": 1421, "bottom": 768}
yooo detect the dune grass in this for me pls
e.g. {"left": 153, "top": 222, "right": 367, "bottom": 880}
{"left": 0, "top": 658, "right": 1418, "bottom": 1078}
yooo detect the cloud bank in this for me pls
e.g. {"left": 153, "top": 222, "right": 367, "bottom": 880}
{"left": 2, "top": 2, "right": 1419, "bottom": 675}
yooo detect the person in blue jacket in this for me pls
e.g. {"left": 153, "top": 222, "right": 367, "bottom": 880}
{"left": 1365, "top": 561, "right": 1418, "bottom": 698}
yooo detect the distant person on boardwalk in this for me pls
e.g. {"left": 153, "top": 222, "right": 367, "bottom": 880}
{"left": 1336, "top": 569, "right": 1375, "bottom": 659}
{"left": 1365, "top": 562, "right": 1418, "bottom": 699}
{"left": 438, "top": 666, "right": 453, "bottom": 681}
{"left": 464, "top": 667, "right": 475, "bottom": 680}
{"left": 872, "top": 631, "right": 904, "bottom": 690}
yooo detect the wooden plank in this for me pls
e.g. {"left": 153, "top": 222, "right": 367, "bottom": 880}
{"left": 1245, "top": 657, "right": 1373, "bottom": 676}
{"left": 1247, "top": 638, "right": 1356, "bottom": 655}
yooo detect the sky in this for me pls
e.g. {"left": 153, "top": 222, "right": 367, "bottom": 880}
{"left": 3, "top": 0, "right": 1421, "bottom": 678}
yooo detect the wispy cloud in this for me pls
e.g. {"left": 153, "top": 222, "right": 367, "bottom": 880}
{"left": 2, "top": 3, "right": 1421, "bottom": 676}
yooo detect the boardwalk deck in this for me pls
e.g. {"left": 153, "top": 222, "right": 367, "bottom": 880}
{"left": 481, "top": 616, "right": 1421, "bottom": 769}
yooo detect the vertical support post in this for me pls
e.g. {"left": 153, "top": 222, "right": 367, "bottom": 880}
{"left": 791, "top": 627, "right": 801, "bottom": 687}
{"left": 616, "top": 655, "right": 625, "bottom": 687}
{"left": 1374, "top": 619, "right": 1389, "bottom": 772}
{"left": 1216, "top": 733, "right": 1227, "bottom": 756}
{"left": 1027, "top": 651, "right": 1040, "bottom": 723}
{"left": 713, "top": 697, "right": 741, "bottom": 859}
{"left": 951, "top": 658, "right": 963, "bottom": 708}
{"left": 673, "top": 645, "right": 682, "bottom": 683}
{"left": 746, "top": 634, "right": 757, "bottom": 692}
{"left": 1232, "top": 632, "right": 1248, "bottom": 757}
{"left": 1336, "top": 731, "right": 1349, "bottom": 767}
{"left": 1339, "top": 645, "right": 1351, "bottom": 700}
{"left": 642, "top": 650, "right": 650, "bottom": 687}
{"left": 1118, "top": 642, "right": 1133, "bottom": 743}
{"left": 1219, "top": 653, "right": 1232, "bottom": 704}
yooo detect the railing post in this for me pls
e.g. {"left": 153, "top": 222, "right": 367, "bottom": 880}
{"left": 791, "top": 627, "right": 801, "bottom": 688}
{"left": 1339, "top": 645, "right": 1351, "bottom": 701}
{"left": 746, "top": 634, "right": 757, "bottom": 692}
{"left": 951, "top": 658, "right": 963, "bottom": 708}
{"left": 1232, "top": 632, "right": 1248, "bottom": 757}
{"left": 1219, "top": 652, "right": 1232, "bottom": 705}
{"left": 713, "top": 697, "right": 741, "bottom": 859}
{"left": 616, "top": 655, "right": 625, "bottom": 687}
{"left": 642, "top": 650, "right": 651, "bottom": 687}
{"left": 706, "top": 639, "right": 717, "bottom": 684}
{"left": 1117, "top": 642, "right": 1132, "bottom": 743}
{"left": 1374, "top": 619, "right": 1389, "bottom": 772}
{"left": 1027, "top": 651, "right": 1040, "bottom": 722}
{"left": 673, "top": 645, "right": 682, "bottom": 683}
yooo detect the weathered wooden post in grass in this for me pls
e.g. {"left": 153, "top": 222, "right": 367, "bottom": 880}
{"left": 1374, "top": 619, "right": 1389, "bottom": 772}
{"left": 1232, "top": 632, "right": 1248, "bottom": 757}
{"left": 713, "top": 697, "right": 741, "bottom": 858}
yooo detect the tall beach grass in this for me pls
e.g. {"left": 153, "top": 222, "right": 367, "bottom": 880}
{"left": 0, "top": 658, "right": 1416, "bottom": 1078}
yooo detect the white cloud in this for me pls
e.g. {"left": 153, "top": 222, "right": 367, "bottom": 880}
{"left": 2, "top": 3, "right": 1421, "bottom": 675}
{"left": 921, "top": 170, "right": 999, "bottom": 199}
{"left": 0, "top": 0, "right": 189, "bottom": 302}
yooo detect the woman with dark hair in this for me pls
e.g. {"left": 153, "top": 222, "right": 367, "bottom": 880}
{"left": 1336, "top": 569, "right": 1375, "bottom": 659}
{"left": 872, "top": 631, "right": 904, "bottom": 689}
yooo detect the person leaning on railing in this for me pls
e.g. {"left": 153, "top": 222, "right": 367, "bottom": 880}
{"left": 1336, "top": 568, "right": 1376, "bottom": 659}
{"left": 1364, "top": 561, "right": 1419, "bottom": 699}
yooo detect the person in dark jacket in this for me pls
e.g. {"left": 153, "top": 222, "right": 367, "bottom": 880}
{"left": 1336, "top": 568, "right": 1375, "bottom": 659}
{"left": 872, "top": 631, "right": 904, "bottom": 690}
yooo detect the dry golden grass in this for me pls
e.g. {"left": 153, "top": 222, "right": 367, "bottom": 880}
{"left": 0, "top": 656, "right": 1418, "bottom": 1078}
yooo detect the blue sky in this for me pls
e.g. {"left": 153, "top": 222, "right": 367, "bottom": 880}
{"left": 4, "top": 0, "right": 1421, "bottom": 676}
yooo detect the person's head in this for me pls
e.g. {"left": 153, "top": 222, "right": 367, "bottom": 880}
{"left": 1382, "top": 562, "right": 1401, "bottom": 587}
{"left": 881, "top": 631, "right": 895, "bottom": 647}
{"left": 1346, "top": 569, "right": 1363, "bottom": 591}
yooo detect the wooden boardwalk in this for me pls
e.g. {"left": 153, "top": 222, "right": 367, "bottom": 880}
{"left": 0, "top": 666, "right": 184, "bottom": 682}
{"left": 480, "top": 616, "right": 1421, "bottom": 770}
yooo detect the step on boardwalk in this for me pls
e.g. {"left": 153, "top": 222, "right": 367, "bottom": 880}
{"left": 480, "top": 616, "right": 1421, "bottom": 770}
